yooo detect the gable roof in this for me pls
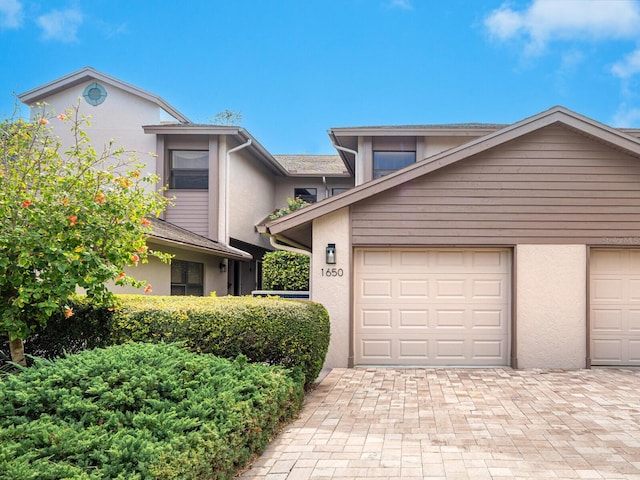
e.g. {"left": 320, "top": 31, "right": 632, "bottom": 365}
{"left": 18, "top": 67, "right": 190, "bottom": 123}
{"left": 148, "top": 218, "right": 252, "bottom": 260}
{"left": 263, "top": 106, "right": 640, "bottom": 248}
{"left": 142, "top": 123, "right": 289, "bottom": 175}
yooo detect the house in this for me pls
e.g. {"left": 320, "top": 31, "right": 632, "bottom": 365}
{"left": 262, "top": 106, "right": 640, "bottom": 370}
{"left": 18, "top": 67, "right": 354, "bottom": 296}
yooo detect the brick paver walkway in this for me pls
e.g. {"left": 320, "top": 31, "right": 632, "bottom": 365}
{"left": 238, "top": 368, "right": 640, "bottom": 479}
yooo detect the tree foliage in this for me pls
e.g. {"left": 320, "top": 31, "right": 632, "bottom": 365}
{"left": 262, "top": 250, "right": 310, "bottom": 291}
{"left": 268, "top": 196, "right": 309, "bottom": 220}
{"left": 0, "top": 103, "right": 169, "bottom": 360}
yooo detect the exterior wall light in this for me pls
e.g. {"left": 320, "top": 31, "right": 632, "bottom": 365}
{"left": 326, "top": 243, "right": 336, "bottom": 264}
{"left": 219, "top": 260, "right": 227, "bottom": 273}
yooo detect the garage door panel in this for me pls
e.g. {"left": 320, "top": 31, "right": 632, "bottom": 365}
{"left": 399, "top": 280, "right": 429, "bottom": 297}
{"left": 399, "top": 310, "right": 429, "bottom": 327}
{"left": 472, "top": 309, "right": 504, "bottom": 328}
{"left": 590, "top": 248, "right": 640, "bottom": 366}
{"left": 472, "top": 339, "right": 506, "bottom": 360}
{"left": 360, "top": 309, "right": 392, "bottom": 328}
{"left": 355, "top": 248, "right": 510, "bottom": 366}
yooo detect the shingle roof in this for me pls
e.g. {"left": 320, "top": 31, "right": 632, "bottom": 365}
{"left": 148, "top": 218, "right": 252, "bottom": 260}
{"left": 273, "top": 155, "right": 350, "bottom": 176}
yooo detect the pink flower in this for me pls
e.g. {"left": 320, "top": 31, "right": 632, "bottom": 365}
{"left": 57, "top": 114, "right": 67, "bottom": 120}
{"left": 64, "top": 308, "right": 74, "bottom": 318}
{"left": 118, "top": 272, "right": 126, "bottom": 278}
{"left": 21, "top": 200, "right": 32, "bottom": 207}
{"left": 144, "top": 284, "right": 152, "bottom": 293}
{"left": 131, "top": 254, "right": 140, "bottom": 264}
{"left": 140, "top": 218, "right": 151, "bottom": 226}
{"left": 68, "top": 215, "right": 77, "bottom": 226}
{"left": 94, "top": 192, "right": 106, "bottom": 204}
{"left": 38, "top": 118, "right": 49, "bottom": 125}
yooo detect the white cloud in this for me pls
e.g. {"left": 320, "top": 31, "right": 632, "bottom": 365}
{"left": 0, "top": 0, "right": 23, "bottom": 29}
{"left": 612, "top": 104, "right": 640, "bottom": 127}
{"left": 385, "top": 0, "right": 413, "bottom": 11}
{"left": 36, "top": 8, "right": 83, "bottom": 42}
{"left": 612, "top": 48, "right": 640, "bottom": 79}
{"left": 485, "top": 0, "right": 640, "bottom": 55}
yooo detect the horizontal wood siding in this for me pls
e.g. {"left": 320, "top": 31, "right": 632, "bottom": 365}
{"left": 165, "top": 190, "right": 209, "bottom": 237}
{"left": 352, "top": 125, "right": 640, "bottom": 245}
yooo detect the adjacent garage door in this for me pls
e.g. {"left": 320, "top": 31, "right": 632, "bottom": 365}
{"left": 354, "top": 248, "right": 511, "bottom": 366}
{"left": 590, "top": 248, "right": 640, "bottom": 366}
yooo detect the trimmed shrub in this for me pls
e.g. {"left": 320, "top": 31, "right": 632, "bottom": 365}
{"left": 262, "top": 250, "right": 310, "bottom": 291}
{"left": 0, "top": 342, "right": 304, "bottom": 480}
{"left": 108, "top": 296, "right": 329, "bottom": 389}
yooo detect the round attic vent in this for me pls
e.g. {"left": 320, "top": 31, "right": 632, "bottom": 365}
{"left": 82, "top": 82, "right": 107, "bottom": 106}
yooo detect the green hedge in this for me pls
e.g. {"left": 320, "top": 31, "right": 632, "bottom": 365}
{"left": 108, "top": 296, "right": 329, "bottom": 389}
{"left": 262, "top": 250, "right": 310, "bottom": 291}
{"left": 1, "top": 296, "right": 330, "bottom": 389}
{"left": 0, "top": 343, "right": 304, "bottom": 479}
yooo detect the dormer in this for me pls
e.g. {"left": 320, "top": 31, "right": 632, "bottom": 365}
{"left": 329, "top": 124, "right": 506, "bottom": 186}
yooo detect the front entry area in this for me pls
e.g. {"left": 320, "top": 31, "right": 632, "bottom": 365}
{"left": 353, "top": 248, "right": 511, "bottom": 366}
{"left": 590, "top": 248, "right": 640, "bottom": 366}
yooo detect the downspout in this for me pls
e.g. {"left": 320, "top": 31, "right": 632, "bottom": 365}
{"left": 322, "top": 175, "right": 328, "bottom": 198}
{"left": 332, "top": 143, "right": 360, "bottom": 185}
{"left": 224, "top": 138, "right": 252, "bottom": 244}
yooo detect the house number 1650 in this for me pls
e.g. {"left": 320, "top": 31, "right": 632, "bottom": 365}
{"left": 321, "top": 268, "right": 344, "bottom": 277}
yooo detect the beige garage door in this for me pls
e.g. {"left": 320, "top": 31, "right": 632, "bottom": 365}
{"left": 354, "top": 248, "right": 511, "bottom": 366}
{"left": 590, "top": 248, "right": 640, "bottom": 366}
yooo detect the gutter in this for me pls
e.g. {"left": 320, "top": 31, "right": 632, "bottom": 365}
{"left": 269, "top": 235, "right": 311, "bottom": 257}
{"left": 331, "top": 142, "right": 360, "bottom": 184}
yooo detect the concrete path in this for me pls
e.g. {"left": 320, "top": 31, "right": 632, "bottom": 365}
{"left": 238, "top": 367, "right": 640, "bottom": 479}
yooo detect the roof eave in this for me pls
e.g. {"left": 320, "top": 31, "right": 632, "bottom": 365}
{"left": 267, "top": 106, "right": 640, "bottom": 236}
{"left": 18, "top": 67, "right": 191, "bottom": 123}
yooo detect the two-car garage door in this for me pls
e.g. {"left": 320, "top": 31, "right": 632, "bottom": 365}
{"left": 354, "top": 248, "right": 511, "bottom": 366}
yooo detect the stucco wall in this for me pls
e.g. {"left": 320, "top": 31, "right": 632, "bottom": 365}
{"left": 108, "top": 244, "right": 227, "bottom": 297}
{"left": 311, "top": 207, "right": 351, "bottom": 368}
{"left": 274, "top": 177, "right": 354, "bottom": 211}
{"left": 30, "top": 81, "right": 160, "bottom": 182}
{"left": 516, "top": 244, "right": 587, "bottom": 368}
{"left": 228, "top": 148, "right": 275, "bottom": 249}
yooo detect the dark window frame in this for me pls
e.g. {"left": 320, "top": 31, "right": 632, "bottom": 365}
{"left": 373, "top": 151, "right": 416, "bottom": 179}
{"left": 171, "top": 260, "right": 204, "bottom": 296}
{"left": 294, "top": 187, "right": 317, "bottom": 203}
{"left": 169, "top": 150, "right": 209, "bottom": 190}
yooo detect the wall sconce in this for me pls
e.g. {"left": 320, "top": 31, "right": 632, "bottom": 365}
{"left": 219, "top": 260, "right": 227, "bottom": 273}
{"left": 326, "top": 243, "right": 336, "bottom": 264}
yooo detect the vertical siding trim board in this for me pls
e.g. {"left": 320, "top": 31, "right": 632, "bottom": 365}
{"left": 586, "top": 246, "right": 592, "bottom": 368}
{"left": 511, "top": 246, "right": 518, "bottom": 369}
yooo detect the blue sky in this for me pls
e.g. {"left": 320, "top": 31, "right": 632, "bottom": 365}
{"left": 2, "top": 0, "right": 640, "bottom": 154}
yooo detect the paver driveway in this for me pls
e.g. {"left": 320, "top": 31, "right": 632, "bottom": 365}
{"left": 238, "top": 368, "right": 640, "bottom": 480}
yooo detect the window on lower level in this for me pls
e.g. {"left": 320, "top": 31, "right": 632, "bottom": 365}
{"left": 373, "top": 151, "right": 416, "bottom": 179}
{"left": 331, "top": 188, "right": 349, "bottom": 196}
{"left": 169, "top": 150, "right": 208, "bottom": 189}
{"left": 171, "top": 260, "right": 204, "bottom": 296}
{"left": 294, "top": 187, "right": 317, "bottom": 203}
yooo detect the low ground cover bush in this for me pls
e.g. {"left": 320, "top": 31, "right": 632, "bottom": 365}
{"left": 109, "top": 295, "right": 329, "bottom": 389}
{"left": 0, "top": 342, "right": 304, "bottom": 479}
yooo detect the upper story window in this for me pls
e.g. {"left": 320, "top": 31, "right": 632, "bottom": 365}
{"left": 171, "top": 260, "right": 204, "bottom": 296}
{"left": 169, "top": 150, "right": 208, "bottom": 189}
{"left": 373, "top": 151, "right": 416, "bottom": 179}
{"left": 294, "top": 187, "right": 317, "bottom": 203}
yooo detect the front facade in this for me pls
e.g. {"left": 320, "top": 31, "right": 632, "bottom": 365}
{"left": 18, "top": 68, "right": 354, "bottom": 296}
{"left": 264, "top": 107, "right": 640, "bottom": 370}
{"left": 17, "top": 70, "right": 640, "bottom": 370}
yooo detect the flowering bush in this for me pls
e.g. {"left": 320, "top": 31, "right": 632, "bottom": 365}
{"left": 0, "top": 103, "right": 169, "bottom": 364}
